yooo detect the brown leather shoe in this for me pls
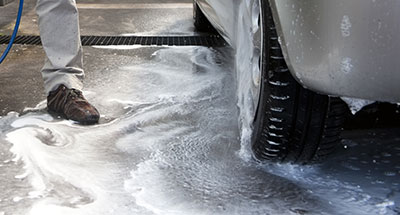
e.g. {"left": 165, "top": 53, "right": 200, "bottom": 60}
{"left": 47, "top": 85, "right": 100, "bottom": 124}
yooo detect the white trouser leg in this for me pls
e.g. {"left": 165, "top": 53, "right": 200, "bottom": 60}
{"left": 36, "top": 0, "right": 84, "bottom": 95}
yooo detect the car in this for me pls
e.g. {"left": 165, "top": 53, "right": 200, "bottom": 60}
{"left": 193, "top": 0, "right": 400, "bottom": 163}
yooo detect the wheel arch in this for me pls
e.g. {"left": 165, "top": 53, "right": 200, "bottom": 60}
{"left": 194, "top": 0, "right": 237, "bottom": 47}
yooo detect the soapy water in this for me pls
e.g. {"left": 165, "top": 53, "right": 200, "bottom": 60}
{"left": 0, "top": 46, "right": 399, "bottom": 214}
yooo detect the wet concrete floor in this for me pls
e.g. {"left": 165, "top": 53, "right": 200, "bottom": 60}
{"left": 0, "top": 0, "right": 399, "bottom": 214}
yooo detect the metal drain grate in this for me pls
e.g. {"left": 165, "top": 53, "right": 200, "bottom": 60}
{"left": 0, "top": 35, "right": 226, "bottom": 47}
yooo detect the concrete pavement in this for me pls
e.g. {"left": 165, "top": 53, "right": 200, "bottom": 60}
{"left": 0, "top": 1, "right": 399, "bottom": 214}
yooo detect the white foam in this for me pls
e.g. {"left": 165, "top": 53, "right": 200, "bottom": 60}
{"left": 0, "top": 46, "right": 231, "bottom": 215}
{"left": 341, "top": 15, "right": 352, "bottom": 37}
{"left": 341, "top": 97, "right": 374, "bottom": 114}
{"left": 92, "top": 45, "right": 144, "bottom": 50}
{"left": 1, "top": 45, "right": 396, "bottom": 215}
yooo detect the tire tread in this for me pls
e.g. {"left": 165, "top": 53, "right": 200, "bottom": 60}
{"left": 251, "top": 1, "right": 346, "bottom": 163}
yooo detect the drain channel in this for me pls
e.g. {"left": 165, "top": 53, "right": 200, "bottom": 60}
{"left": 0, "top": 35, "right": 226, "bottom": 47}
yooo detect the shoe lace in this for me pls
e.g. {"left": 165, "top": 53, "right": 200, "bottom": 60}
{"left": 48, "top": 87, "right": 84, "bottom": 112}
{"left": 68, "top": 89, "right": 83, "bottom": 100}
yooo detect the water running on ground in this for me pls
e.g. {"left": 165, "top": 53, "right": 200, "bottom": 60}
{"left": 0, "top": 47, "right": 398, "bottom": 215}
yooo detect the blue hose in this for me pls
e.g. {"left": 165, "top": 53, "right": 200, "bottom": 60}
{"left": 0, "top": 0, "right": 24, "bottom": 64}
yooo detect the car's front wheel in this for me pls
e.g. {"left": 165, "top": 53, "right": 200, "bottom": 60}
{"left": 249, "top": 0, "right": 346, "bottom": 163}
{"left": 192, "top": 0, "right": 346, "bottom": 164}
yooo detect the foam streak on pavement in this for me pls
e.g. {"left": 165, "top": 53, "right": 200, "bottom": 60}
{"left": 77, "top": 3, "right": 193, "bottom": 9}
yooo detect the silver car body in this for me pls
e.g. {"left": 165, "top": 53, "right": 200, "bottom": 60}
{"left": 195, "top": 0, "right": 400, "bottom": 103}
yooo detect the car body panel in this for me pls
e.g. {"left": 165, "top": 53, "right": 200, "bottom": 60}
{"left": 269, "top": 0, "right": 400, "bottom": 102}
{"left": 195, "top": 0, "right": 237, "bottom": 47}
{"left": 195, "top": 0, "right": 400, "bottom": 103}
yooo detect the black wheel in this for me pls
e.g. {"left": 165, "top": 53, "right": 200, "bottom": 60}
{"left": 249, "top": 0, "right": 347, "bottom": 163}
{"left": 193, "top": 1, "right": 216, "bottom": 33}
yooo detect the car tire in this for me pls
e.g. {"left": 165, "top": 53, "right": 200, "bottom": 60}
{"left": 193, "top": 1, "right": 216, "bottom": 33}
{"left": 251, "top": 0, "right": 347, "bottom": 163}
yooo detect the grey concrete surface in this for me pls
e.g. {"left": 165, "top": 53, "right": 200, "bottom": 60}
{"left": 1, "top": 0, "right": 195, "bottom": 36}
{"left": 0, "top": 0, "right": 15, "bottom": 7}
{"left": 0, "top": 45, "right": 45, "bottom": 115}
{"left": 0, "top": 0, "right": 399, "bottom": 214}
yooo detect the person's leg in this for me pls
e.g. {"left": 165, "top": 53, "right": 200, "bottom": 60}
{"left": 36, "top": 0, "right": 99, "bottom": 124}
{"left": 36, "top": 0, "right": 84, "bottom": 95}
